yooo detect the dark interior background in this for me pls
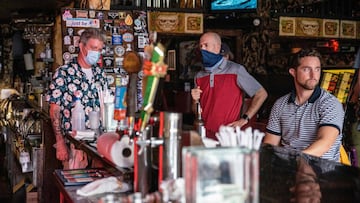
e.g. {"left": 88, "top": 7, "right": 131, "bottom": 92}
{"left": 0, "top": 0, "right": 72, "bottom": 23}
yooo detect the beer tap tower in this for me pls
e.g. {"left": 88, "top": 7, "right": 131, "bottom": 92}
{"left": 133, "top": 37, "right": 173, "bottom": 196}
{"left": 103, "top": 33, "right": 181, "bottom": 197}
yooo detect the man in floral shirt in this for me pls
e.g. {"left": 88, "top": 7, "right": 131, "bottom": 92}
{"left": 47, "top": 28, "right": 108, "bottom": 169}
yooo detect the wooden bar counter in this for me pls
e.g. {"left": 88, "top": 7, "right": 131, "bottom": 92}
{"left": 52, "top": 133, "right": 360, "bottom": 203}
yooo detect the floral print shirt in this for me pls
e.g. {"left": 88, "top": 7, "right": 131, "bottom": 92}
{"left": 46, "top": 59, "right": 108, "bottom": 133}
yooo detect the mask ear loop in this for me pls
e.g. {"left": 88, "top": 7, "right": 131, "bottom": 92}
{"left": 79, "top": 42, "right": 88, "bottom": 60}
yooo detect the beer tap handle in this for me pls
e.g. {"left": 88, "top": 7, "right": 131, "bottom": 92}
{"left": 150, "top": 137, "right": 164, "bottom": 147}
{"left": 123, "top": 51, "right": 141, "bottom": 136}
{"left": 136, "top": 139, "right": 150, "bottom": 155}
{"left": 140, "top": 42, "right": 168, "bottom": 132}
{"left": 196, "top": 100, "right": 202, "bottom": 115}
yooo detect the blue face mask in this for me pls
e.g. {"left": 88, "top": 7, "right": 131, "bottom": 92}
{"left": 85, "top": 50, "right": 101, "bottom": 65}
{"left": 201, "top": 49, "right": 223, "bottom": 69}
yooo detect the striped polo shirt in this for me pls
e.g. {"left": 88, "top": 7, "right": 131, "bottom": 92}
{"left": 266, "top": 86, "right": 344, "bottom": 161}
{"left": 195, "top": 59, "right": 263, "bottom": 140}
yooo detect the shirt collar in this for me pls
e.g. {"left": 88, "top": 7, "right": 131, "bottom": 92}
{"left": 288, "top": 86, "right": 321, "bottom": 104}
{"left": 218, "top": 58, "right": 227, "bottom": 69}
{"left": 205, "top": 58, "right": 225, "bottom": 72}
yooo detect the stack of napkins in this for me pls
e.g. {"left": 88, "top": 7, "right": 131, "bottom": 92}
{"left": 202, "top": 137, "right": 219, "bottom": 148}
{"left": 215, "top": 126, "right": 265, "bottom": 150}
{"left": 73, "top": 130, "right": 96, "bottom": 140}
{"left": 77, "top": 176, "right": 127, "bottom": 196}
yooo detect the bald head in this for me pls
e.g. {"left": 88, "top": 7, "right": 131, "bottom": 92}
{"left": 199, "top": 32, "right": 222, "bottom": 54}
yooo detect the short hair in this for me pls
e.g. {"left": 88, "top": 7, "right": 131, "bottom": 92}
{"left": 79, "top": 28, "right": 106, "bottom": 45}
{"left": 220, "top": 43, "right": 234, "bottom": 60}
{"left": 289, "top": 48, "right": 322, "bottom": 69}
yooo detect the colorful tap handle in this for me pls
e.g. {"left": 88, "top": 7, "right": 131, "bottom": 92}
{"left": 123, "top": 51, "right": 142, "bottom": 135}
{"left": 140, "top": 42, "right": 168, "bottom": 131}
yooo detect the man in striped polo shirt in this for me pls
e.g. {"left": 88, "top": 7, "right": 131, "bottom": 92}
{"left": 263, "top": 48, "right": 344, "bottom": 161}
{"left": 191, "top": 32, "right": 268, "bottom": 140}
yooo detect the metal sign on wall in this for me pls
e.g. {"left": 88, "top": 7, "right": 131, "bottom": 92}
{"left": 147, "top": 11, "right": 203, "bottom": 34}
{"left": 279, "top": 16, "right": 358, "bottom": 39}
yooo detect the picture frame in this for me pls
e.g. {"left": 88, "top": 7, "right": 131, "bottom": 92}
{"left": 147, "top": 11, "right": 185, "bottom": 33}
{"left": 167, "top": 50, "right": 176, "bottom": 71}
{"left": 340, "top": 20, "right": 356, "bottom": 39}
{"left": 322, "top": 19, "right": 339, "bottom": 38}
{"left": 279, "top": 16, "right": 296, "bottom": 36}
{"left": 179, "top": 40, "right": 202, "bottom": 79}
{"left": 296, "top": 17, "right": 322, "bottom": 37}
{"left": 184, "top": 13, "right": 203, "bottom": 34}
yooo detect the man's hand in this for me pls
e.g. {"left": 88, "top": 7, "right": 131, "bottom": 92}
{"left": 191, "top": 86, "right": 202, "bottom": 101}
{"left": 227, "top": 119, "right": 248, "bottom": 128}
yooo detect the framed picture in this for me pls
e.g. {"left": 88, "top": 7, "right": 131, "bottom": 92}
{"left": 179, "top": 40, "right": 202, "bottom": 79}
{"left": 279, "top": 17, "right": 296, "bottom": 36}
{"left": 184, "top": 13, "right": 203, "bottom": 34}
{"left": 167, "top": 50, "right": 176, "bottom": 71}
{"left": 340, "top": 20, "right": 356, "bottom": 39}
{"left": 322, "top": 19, "right": 339, "bottom": 38}
{"left": 296, "top": 17, "right": 322, "bottom": 37}
{"left": 147, "top": 11, "right": 185, "bottom": 33}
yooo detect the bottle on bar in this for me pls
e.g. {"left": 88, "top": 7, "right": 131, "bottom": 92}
{"left": 113, "top": 76, "right": 127, "bottom": 122}
{"left": 71, "top": 96, "right": 85, "bottom": 131}
{"left": 114, "top": 76, "right": 128, "bottom": 138}
{"left": 193, "top": 101, "right": 206, "bottom": 138}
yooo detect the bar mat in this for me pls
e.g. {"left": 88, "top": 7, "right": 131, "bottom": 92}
{"left": 54, "top": 168, "right": 111, "bottom": 186}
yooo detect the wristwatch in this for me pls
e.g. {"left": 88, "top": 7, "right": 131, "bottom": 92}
{"left": 242, "top": 114, "right": 250, "bottom": 122}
